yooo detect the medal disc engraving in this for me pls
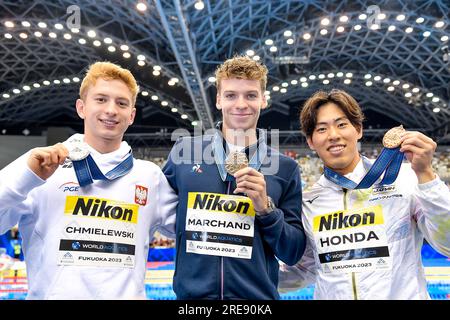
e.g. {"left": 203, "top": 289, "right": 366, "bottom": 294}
{"left": 64, "top": 139, "right": 90, "bottom": 161}
{"left": 225, "top": 151, "right": 248, "bottom": 175}
{"left": 383, "top": 125, "right": 406, "bottom": 148}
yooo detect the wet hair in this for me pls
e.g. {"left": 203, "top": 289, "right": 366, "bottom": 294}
{"left": 300, "top": 89, "right": 365, "bottom": 138}
{"left": 79, "top": 61, "right": 139, "bottom": 105}
{"left": 215, "top": 55, "right": 268, "bottom": 93}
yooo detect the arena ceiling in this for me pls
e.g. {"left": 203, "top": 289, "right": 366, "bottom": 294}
{"left": 0, "top": 0, "right": 449, "bottom": 145}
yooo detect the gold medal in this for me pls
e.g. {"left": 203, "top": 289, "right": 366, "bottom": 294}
{"left": 225, "top": 151, "right": 248, "bottom": 175}
{"left": 383, "top": 125, "right": 406, "bottom": 148}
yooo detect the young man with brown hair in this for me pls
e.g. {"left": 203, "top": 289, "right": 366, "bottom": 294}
{"left": 0, "top": 62, "right": 178, "bottom": 299}
{"left": 279, "top": 89, "right": 450, "bottom": 299}
{"left": 163, "top": 56, "right": 306, "bottom": 299}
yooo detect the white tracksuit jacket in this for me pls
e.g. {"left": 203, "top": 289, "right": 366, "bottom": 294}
{"left": 279, "top": 158, "right": 450, "bottom": 299}
{"left": 0, "top": 135, "right": 177, "bottom": 299}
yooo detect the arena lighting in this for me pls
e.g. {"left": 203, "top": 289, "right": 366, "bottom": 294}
{"left": 141, "top": 91, "right": 149, "bottom": 96}
{"left": 49, "top": 32, "right": 57, "bottom": 38}
{"left": 120, "top": 44, "right": 129, "bottom": 51}
{"left": 264, "top": 39, "right": 273, "bottom": 45}
{"left": 301, "top": 82, "right": 308, "bottom": 87}
{"left": 358, "top": 14, "right": 367, "bottom": 20}
{"left": 245, "top": 49, "right": 254, "bottom": 56}
{"left": 4, "top": 33, "right": 12, "bottom": 39}
{"left": 152, "top": 70, "right": 160, "bottom": 76}
{"left": 23, "top": 85, "right": 31, "bottom": 90}
{"left": 433, "top": 107, "right": 440, "bottom": 113}
{"left": 108, "top": 46, "right": 116, "bottom": 52}
{"left": 123, "top": 52, "right": 131, "bottom": 58}
{"left": 4, "top": 21, "right": 14, "bottom": 28}
{"left": 153, "top": 65, "right": 161, "bottom": 71}
{"left": 354, "top": 25, "right": 362, "bottom": 31}
{"left": 396, "top": 14, "right": 406, "bottom": 21}
{"left": 435, "top": 21, "right": 445, "bottom": 28}
{"left": 252, "top": 55, "right": 260, "bottom": 61}
{"left": 37, "top": 22, "right": 47, "bottom": 28}
{"left": 283, "top": 30, "right": 292, "bottom": 37}
{"left": 136, "top": 2, "right": 147, "bottom": 11}
{"left": 208, "top": 76, "right": 216, "bottom": 83}
{"left": 321, "top": 18, "right": 330, "bottom": 26}
{"left": 339, "top": 15, "right": 348, "bottom": 23}
{"left": 191, "top": 121, "right": 198, "bottom": 126}
{"left": 78, "top": 38, "right": 86, "bottom": 44}
{"left": 21, "top": 21, "right": 31, "bottom": 27}
{"left": 161, "top": 101, "right": 169, "bottom": 106}
{"left": 388, "top": 25, "right": 396, "bottom": 31}
{"left": 272, "top": 86, "right": 280, "bottom": 91}
{"left": 303, "top": 33, "right": 311, "bottom": 40}
{"left": 280, "top": 88, "right": 287, "bottom": 93}
{"left": 34, "top": 31, "right": 42, "bottom": 37}
{"left": 137, "top": 60, "right": 145, "bottom": 66}
{"left": 194, "top": 1, "right": 205, "bottom": 10}
{"left": 416, "top": 17, "right": 425, "bottom": 23}
{"left": 54, "top": 23, "right": 63, "bottom": 30}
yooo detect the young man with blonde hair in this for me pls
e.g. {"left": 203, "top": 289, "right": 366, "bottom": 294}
{"left": 163, "top": 56, "right": 306, "bottom": 299}
{"left": 0, "top": 61, "right": 178, "bottom": 299}
{"left": 279, "top": 89, "right": 450, "bottom": 299}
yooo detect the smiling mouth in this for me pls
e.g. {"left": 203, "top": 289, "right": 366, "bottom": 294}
{"left": 99, "top": 119, "right": 119, "bottom": 126}
{"left": 327, "top": 145, "right": 345, "bottom": 153}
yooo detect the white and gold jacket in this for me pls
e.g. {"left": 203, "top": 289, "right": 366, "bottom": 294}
{"left": 279, "top": 157, "right": 450, "bottom": 300}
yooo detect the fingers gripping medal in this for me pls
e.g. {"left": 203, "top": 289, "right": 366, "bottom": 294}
{"left": 383, "top": 125, "right": 406, "bottom": 149}
{"left": 225, "top": 151, "right": 248, "bottom": 175}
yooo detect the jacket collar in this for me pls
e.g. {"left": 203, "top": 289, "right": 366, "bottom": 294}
{"left": 318, "top": 156, "right": 375, "bottom": 190}
{"left": 212, "top": 123, "right": 268, "bottom": 181}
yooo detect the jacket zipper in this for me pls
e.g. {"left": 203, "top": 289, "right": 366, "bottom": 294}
{"left": 343, "top": 188, "right": 358, "bottom": 300}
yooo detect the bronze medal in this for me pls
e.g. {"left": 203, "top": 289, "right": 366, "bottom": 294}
{"left": 383, "top": 125, "right": 406, "bottom": 148}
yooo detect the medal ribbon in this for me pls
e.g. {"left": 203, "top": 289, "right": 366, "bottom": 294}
{"left": 324, "top": 147, "right": 404, "bottom": 189}
{"left": 72, "top": 151, "right": 134, "bottom": 187}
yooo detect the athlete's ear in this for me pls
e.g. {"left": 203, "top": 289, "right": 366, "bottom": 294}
{"left": 306, "top": 136, "right": 315, "bottom": 151}
{"left": 76, "top": 99, "right": 85, "bottom": 119}
{"left": 357, "top": 126, "right": 363, "bottom": 140}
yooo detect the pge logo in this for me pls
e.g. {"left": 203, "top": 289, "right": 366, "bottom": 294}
{"left": 59, "top": 182, "right": 80, "bottom": 193}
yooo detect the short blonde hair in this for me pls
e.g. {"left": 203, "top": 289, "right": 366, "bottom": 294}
{"left": 79, "top": 61, "right": 139, "bottom": 105}
{"left": 215, "top": 55, "right": 268, "bottom": 93}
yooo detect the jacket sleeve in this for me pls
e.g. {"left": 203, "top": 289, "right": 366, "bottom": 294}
{"left": 152, "top": 169, "right": 178, "bottom": 239}
{"left": 0, "top": 153, "right": 44, "bottom": 234}
{"left": 278, "top": 239, "right": 317, "bottom": 291}
{"left": 256, "top": 163, "right": 307, "bottom": 265}
{"left": 412, "top": 176, "right": 450, "bottom": 257}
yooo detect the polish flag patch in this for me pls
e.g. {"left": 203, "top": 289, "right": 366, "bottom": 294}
{"left": 135, "top": 185, "right": 148, "bottom": 206}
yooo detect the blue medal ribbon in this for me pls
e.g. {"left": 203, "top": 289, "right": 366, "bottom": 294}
{"left": 72, "top": 151, "right": 134, "bottom": 187}
{"left": 324, "top": 147, "right": 404, "bottom": 189}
